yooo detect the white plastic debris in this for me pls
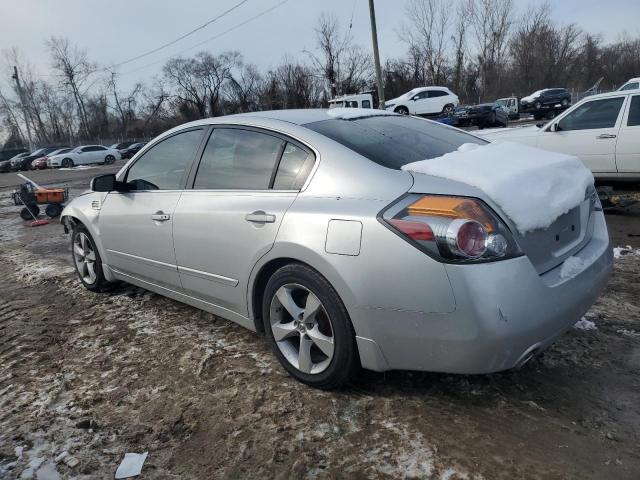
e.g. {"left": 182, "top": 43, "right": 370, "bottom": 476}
{"left": 574, "top": 317, "right": 597, "bottom": 330}
{"left": 401, "top": 141, "right": 594, "bottom": 234}
{"left": 115, "top": 452, "right": 148, "bottom": 479}
{"left": 326, "top": 107, "right": 396, "bottom": 120}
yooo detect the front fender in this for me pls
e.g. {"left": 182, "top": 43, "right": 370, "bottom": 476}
{"left": 61, "top": 191, "right": 113, "bottom": 280}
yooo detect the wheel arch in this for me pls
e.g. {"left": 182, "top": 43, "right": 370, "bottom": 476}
{"left": 61, "top": 195, "right": 113, "bottom": 280}
{"left": 247, "top": 245, "right": 357, "bottom": 336}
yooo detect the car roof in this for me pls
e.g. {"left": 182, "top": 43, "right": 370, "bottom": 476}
{"left": 219, "top": 109, "right": 344, "bottom": 126}
{"left": 580, "top": 88, "right": 640, "bottom": 100}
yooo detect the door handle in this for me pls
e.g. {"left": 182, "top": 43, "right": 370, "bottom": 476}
{"left": 596, "top": 134, "right": 616, "bottom": 139}
{"left": 245, "top": 211, "right": 276, "bottom": 223}
{"left": 151, "top": 211, "right": 170, "bottom": 222}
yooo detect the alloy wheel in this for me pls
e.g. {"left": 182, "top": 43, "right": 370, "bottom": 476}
{"left": 73, "top": 232, "right": 97, "bottom": 284}
{"left": 269, "top": 283, "right": 335, "bottom": 374}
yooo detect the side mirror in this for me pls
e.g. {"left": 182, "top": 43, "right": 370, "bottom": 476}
{"left": 549, "top": 123, "right": 559, "bottom": 132}
{"left": 91, "top": 174, "right": 116, "bottom": 192}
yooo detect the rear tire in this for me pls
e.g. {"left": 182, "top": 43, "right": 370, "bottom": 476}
{"left": 262, "top": 263, "right": 359, "bottom": 389}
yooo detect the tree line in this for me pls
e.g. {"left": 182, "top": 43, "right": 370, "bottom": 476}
{"left": 1, "top": 0, "right": 639, "bottom": 149}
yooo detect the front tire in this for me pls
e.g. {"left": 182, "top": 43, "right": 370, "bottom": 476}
{"left": 262, "top": 264, "right": 359, "bottom": 389}
{"left": 72, "top": 225, "right": 107, "bottom": 292}
{"left": 62, "top": 158, "right": 74, "bottom": 168}
{"left": 394, "top": 106, "right": 409, "bottom": 115}
{"left": 104, "top": 154, "right": 115, "bottom": 165}
{"left": 442, "top": 104, "right": 454, "bottom": 115}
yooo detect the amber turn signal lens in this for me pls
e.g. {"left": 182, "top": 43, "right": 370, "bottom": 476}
{"left": 407, "top": 196, "right": 495, "bottom": 233}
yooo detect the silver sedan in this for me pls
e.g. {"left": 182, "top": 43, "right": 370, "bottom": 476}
{"left": 61, "top": 109, "right": 612, "bottom": 388}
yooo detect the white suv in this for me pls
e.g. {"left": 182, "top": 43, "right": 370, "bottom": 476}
{"left": 385, "top": 87, "right": 459, "bottom": 116}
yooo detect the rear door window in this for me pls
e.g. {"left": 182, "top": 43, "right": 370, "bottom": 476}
{"left": 273, "top": 143, "right": 314, "bottom": 190}
{"left": 428, "top": 90, "right": 448, "bottom": 98}
{"left": 627, "top": 96, "right": 640, "bottom": 126}
{"left": 193, "top": 128, "right": 284, "bottom": 190}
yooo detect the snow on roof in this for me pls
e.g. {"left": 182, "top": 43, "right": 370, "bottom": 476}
{"left": 326, "top": 107, "right": 396, "bottom": 120}
{"left": 401, "top": 141, "right": 594, "bottom": 234}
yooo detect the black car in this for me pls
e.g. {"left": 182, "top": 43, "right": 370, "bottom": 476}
{"left": 520, "top": 88, "right": 571, "bottom": 112}
{"left": 11, "top": 146, "right": 68, "bottom": 171}
{"left": 0, "top": 147, "right": 28, "bottom": 162}
{"left": 120, "top": 142, "right": 147, "bottom": 159}
{"left": 109, "top": 141, "right": 137, "bottom": 151}
{"left": 454, "top": 102, "right": 509, "bottom": 128}
{"left": 0, "top": 152, "right": 29, "bottom": 173}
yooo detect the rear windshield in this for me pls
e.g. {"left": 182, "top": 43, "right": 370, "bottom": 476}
{"left": 304, "top": 115, "right": 486, "bottom": 169}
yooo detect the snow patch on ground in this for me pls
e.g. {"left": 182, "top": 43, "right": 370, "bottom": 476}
{"left": 326, "top": 107, "right": 396, "bottom": 120}
{"left": 58, "top": 165, "right": 97, "bottom": 171}
{"left": 401, "top": 141, "right": 594, "bottom": 233}
{"left": 613, "top": 245, "right": 634, "bottom": 258}
{"left": 574, "top": 317, "right": 597, "bottom": 330}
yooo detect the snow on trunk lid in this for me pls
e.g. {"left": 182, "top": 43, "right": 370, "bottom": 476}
{"left": 401, "top": 141, "right": 596, "bottom": 273}
{"left": 400, "top": 141, "right": 594, "bottom": 235}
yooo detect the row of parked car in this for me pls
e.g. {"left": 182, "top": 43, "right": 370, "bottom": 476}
{"left": 0, "top": 141, "right": 147, "bottom": 173}
{"left": 328, "top": 86, "right": 574, "bottom": 129}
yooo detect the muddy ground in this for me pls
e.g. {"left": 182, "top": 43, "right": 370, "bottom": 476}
{"left": 0, "top": 174, "right": 639, "bottom": 479}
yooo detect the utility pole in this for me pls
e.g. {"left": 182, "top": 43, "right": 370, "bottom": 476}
{"left": 368, "top": 0, "right": 385, "bottom": 109}
{"left": 11, "top": 66, "right": 34, "bottom": 152}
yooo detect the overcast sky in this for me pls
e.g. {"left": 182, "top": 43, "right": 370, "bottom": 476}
{"left": 2, "top": 0, "right": 639, "bottom": 89}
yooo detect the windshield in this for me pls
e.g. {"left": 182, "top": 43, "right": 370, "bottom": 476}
{"left": 304, "top": 115, "right": 486, "bottom": 169}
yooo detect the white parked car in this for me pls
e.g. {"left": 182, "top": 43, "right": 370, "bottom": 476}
{"left": 618, "top": 77, "right": 640, "bottom": 91}
{"left": 480, "top": 89, "right": 640, "bottom": 180}
{"left": 385, "top": 87, "right": 459, "bottom": 116}
{"left": 48, "top": 145, "right": 121, "bottom": 168}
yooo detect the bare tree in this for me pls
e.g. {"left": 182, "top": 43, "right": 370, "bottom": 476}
{"left": 46, "top": 36, "right": 96, "bottom": 138}
{"left": 307, "top": 12, "right": 353, "bottom": 97}
{"left": 108, "top": 72, "right": 142, "bottom": 139}
{"left": 163, "top": 51, "right": 238, "bottom": 119}
{"left": 470, "top": 0, "right": 514, "bottom": 100}
{"left": 400, "top": 0, "right": 450, "bottom": 85}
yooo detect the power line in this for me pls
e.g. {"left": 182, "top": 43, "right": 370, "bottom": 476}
{"left": 111, "top": 0, "right": 250, "bottom": 68}
{"left": 120, "top": 0, "right": 289, "bottom": 76}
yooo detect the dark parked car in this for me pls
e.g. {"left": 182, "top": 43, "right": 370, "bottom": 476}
{"left": 0, "top": 148, "right": 28, "bottom": 162}
{"left": 0, "top": 152, "right": 29, "bottom": 173}
{"left": 11, "top": 146, "right": 68, "bottom": 171}
{"left": 520, "top": 88, "right": 571, "bottom": 113}
{"left": 109, "top": 141, "right": 137, "bottom": 151}
{"left": 120, "top": 142, "right": 147, "bottom": 159}
{"left": 454, "top": 102, "right": 509, "bottom": 128}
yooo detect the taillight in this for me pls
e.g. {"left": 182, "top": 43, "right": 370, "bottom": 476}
{"left": 381, "top": 194, "right": 521, "bottom": 263}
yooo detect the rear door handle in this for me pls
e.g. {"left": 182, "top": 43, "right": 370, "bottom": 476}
{"left": 151, "top": 211, "right": 170, "bottom": 222}
{"left": 245, "top": 211, "right": 276, "bottom": 223}
{"left": 596, "top": 134, "right": 616, "bottom": 139}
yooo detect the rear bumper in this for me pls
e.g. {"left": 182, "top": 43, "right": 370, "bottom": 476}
{"left": 353, "top": 212, "right": 612, "bottom": 373}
